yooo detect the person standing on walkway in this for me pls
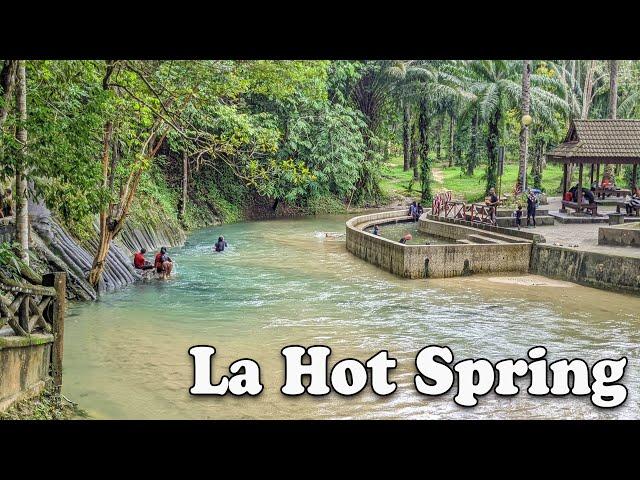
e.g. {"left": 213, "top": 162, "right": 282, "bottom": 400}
{"left": 486, "top": 188, "right": 499, "bottom": 223}
{"left": 526, "top": 190, "right": 537, "bottom": 227}
{"left": 514, "top": 205, "right": 523, "bottom": 230}
{"left": 409, "top": 201, "right": 418, "bottom": 222}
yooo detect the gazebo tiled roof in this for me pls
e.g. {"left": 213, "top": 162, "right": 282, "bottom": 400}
{"left": 546, "top": 119, "right": 640, "bottom": 163}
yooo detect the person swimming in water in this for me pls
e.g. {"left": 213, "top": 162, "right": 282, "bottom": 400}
{"left": 399, "top": 233, "right": 412, "bottom": 244}
{"left": 154, "top": 247, "right": 173, "bottom": 279}
{"left": 214, "top": 236, "right": 228, "bottom": 252}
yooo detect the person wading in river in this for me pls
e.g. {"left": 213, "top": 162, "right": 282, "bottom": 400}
{"left": 154, "top": 247, "right": 174, "bottom": 279}
{"left": 214, "top": 236, "right": 228, "bottom": 252}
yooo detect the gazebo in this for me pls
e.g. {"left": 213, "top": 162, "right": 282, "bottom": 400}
{"left": 546, "top": 119, "right": 640, "bottom": 213}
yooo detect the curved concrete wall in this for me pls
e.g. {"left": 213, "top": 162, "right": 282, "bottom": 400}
{"left": 346, "top": 210, "right": 532, "bottom": 279}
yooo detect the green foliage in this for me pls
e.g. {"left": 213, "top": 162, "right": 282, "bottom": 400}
{"left": 623, "top": 165, "right": 639, "bottom": 190}
{"left": 1, "top": 61, "right": 108, "bottom": 225}
{"left": 0, "top": 384, "right": 85, "bottom": 420}
{"left": 5, "top": 58, "right": 640, "bottom": 240}
{"left": 0, "top": 241, "right": 26, "bottom": 279}
{"left": 281, "top": 101, "right": 366, "bottom": 199}
{"left": 300, "top": 193, "right": 347, "bottom": 215}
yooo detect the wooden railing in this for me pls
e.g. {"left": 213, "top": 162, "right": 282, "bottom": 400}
{"left": 444, "top": 201, "right": 467, "bottom": 220}
{"left": 432, "top": 195, "right": 496, "bottom": 226}
{"left": 0, "top": 272, "right": 66, "bottom": 389}
{"left": 468, "top": 203, "right": 497, "bottom": 226}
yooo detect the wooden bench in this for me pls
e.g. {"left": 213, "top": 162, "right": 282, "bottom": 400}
{"left": 561, "top": 200, "right": 598, "bottom": 215}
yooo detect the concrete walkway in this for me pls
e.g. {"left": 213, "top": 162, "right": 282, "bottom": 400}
{"left": 506, "top": 196, "right": 640, "bottom": 259}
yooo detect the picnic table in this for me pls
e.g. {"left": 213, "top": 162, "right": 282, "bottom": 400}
{"left": 594, "top": 187, "right": 631, "bottom": 199}
{"left": 595, "top": 198, "right": 640, "bottom": 216}
{"left": 595, "top": 198, "right": 625, "bottom": 214}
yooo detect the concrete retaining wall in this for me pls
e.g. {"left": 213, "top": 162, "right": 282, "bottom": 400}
{"left": 0, "top": 334, "right": 54, "bottom": 412}
{"left": 426, "top": 214, "right": 546, "bottom": 243}
{"left": 530, "top": 244, "right": 640, "bottom": 294}
{"left": 346, "top": 211, "right": 532, "bottom": 279}
{"left": 598, "top": 222, "right": 640, "bottom": 248}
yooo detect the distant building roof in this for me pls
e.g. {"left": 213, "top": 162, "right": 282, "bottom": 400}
{"left": 546, "top": 119, "right": 640, "bottom": 164}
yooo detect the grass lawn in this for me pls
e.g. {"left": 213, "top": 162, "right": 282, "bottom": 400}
{"left": 380, "top": 155, "right": 564, "bottom": 202}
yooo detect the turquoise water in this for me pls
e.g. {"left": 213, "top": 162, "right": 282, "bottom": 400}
{"left": 63, "top": 215, "right": 640, "bottom": 419}
{"left": 367, "top": 221, "right": 450, "bottom": 245}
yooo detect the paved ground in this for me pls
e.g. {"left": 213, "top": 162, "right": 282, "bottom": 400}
{"left": 507, "top": 196, "right": 640, "bottom": 258}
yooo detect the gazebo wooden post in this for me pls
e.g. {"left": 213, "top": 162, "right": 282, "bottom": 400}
{"left": 590, "top": 163, "right": 595, "bottom": 186}
{"left": 561, "top": 163, "right": 568, "bottom": 212}
{"left": 633, "top": 163, "right": 638, "bottom": 191}
{"left": 577, "top": 162, "right": 584, "bottom": 211}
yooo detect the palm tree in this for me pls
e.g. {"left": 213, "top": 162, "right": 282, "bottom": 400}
{"left": 389, "top": 60, "right": 463, "bottom": 198}
{"left": 455, "top": 60, "right": 567, "bottom": 194}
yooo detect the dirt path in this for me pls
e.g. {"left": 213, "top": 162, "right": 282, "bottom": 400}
{"left": 432, "top": 168, "right": 444, "bottom": 184}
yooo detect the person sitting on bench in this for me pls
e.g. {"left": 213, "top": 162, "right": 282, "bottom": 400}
{"left": 625, "top": 188, "right": 640, "bottom": 215}
{"left": 582, "top": 187, "right": 595, "bottom": 204}
{"left": 568, "top": 183, "right": 579, "bottom": 201}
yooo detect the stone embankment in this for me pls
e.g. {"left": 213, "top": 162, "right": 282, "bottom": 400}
{"left": 346, "top": 210, "right": 532, "bottom": 279}
{"left": 347, "top": 210, "right": 640, "bottom": 294}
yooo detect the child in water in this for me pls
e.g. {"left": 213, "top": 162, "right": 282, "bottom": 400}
{"left": 399, "top": 233, "right": 412, "bottom": 244}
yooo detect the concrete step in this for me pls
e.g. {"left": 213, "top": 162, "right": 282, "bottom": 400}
{"left": 496, "top": 215, "right": 555, "bottom": 227}
{"left": 464, "top": 229, "right": 529, "bottom": 244}
{"left": 465, "top": 234, "right": 507, "bottom": 245}
{"left": 548, "top": 211, "right": 609, "bottom": 224}
{"left": 456, "top": 239, "right": 475, "bottom": 244}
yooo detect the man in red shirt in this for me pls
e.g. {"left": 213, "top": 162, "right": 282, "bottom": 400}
{"left": 134, "top": 248, "right": 153, "bottom": 270}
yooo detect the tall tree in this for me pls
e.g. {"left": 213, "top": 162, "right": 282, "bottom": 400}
{"left": 14, "top": 60, "right": 29, "bottom": 264}
{"left": 609, "top": 60, "right": 620, "bottom": 177}
{"left": 466, "top": 107, "right": 479, "bottom": 176}
{"left": 88, "top": 60, "right": 187, "bottom": 287}
{"left": 448, "top": 110, "right": 456, "bottom": 167}
{"left": 180, "top": 151, "right": 188, "bottom": 219}
{"left": 418, "top": 99, "right": 432, "bottom": 201}
{"left": 402, "top": 99, "right": 411, "bottom": 171}
{"left": 517, "top": 60, "right": 532, "bottom": 193}
{"left": 410, "top": 119, "right": 419, "bottom": 182}
{"left": 458, "top": 60, "right": 566, "bottom": 194}
{"left": 435, "top": 114, "right": 443, "bottom": 162}
{"left": 609, "top": 60, "right": 619, "bottom": 119}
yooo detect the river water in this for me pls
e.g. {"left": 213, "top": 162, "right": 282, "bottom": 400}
{"left": 63, "top": 215, "right": 640, "bottom": 419}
